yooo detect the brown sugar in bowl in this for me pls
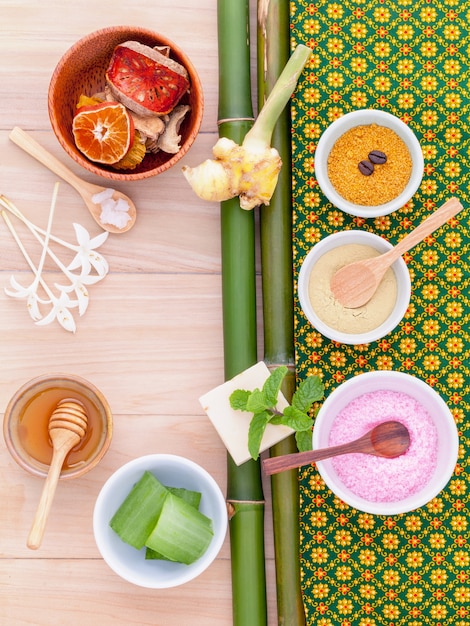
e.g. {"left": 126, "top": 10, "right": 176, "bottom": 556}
{"left": 328, "top": 124, "right": 412, "bottom": 206}
{"left": 3, "top": 374, "right": 113, "bottom": 480}
{"left": 48, "top": 26, "right": 204, "bottom": 181}
{"left": 315, "top": 109, "right": 424, "bottom": 218}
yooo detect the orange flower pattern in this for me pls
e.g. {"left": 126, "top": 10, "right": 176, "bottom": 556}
{"left": 291, "top": 0, "right": 470, "bottom": 624}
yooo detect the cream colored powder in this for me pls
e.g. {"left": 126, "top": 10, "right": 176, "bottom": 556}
{"left": 308, "top": 243, "right": 397, "bottom": 334}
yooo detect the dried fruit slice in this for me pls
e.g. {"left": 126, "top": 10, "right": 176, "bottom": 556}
{"left": 113, "top": 131, "right": 147, "bottom": 170}
{"left": 72, "top": 101, "right": 134, "bottom": 165}
{"left": 106, "top": 41, "right": 190, "bottom": 117}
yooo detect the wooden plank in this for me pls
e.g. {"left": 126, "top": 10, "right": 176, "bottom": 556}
{"left": 0, "top": 2, "right": 274, "bottom": 624}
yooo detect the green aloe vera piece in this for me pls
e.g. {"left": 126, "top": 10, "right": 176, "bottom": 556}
{"left": 109, "top": 471, "right": 168, "bottom": 549}
{"left": 145, "top": 492, "right": 214, "bottom": 565}
{"left": 145, "top": 486, "right": 203, "bottom": 560}
{"left": 167, "top": 486, "right": 202, "bottom": 509}
{"left": 145, "top": 547, "right": 169, "bottom": 561}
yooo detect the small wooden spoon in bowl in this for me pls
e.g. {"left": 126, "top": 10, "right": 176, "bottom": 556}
{"left": 330, "top": 197, "right": 464, "bottom": 308}
{"left": 27, "top": 399, "right": 88, "bottom": 550}
{"left": 262, "top": 420, "right": 410, "bottom": 476}
{"left": 9, "top": 127, "right": 136, "bottom": 234}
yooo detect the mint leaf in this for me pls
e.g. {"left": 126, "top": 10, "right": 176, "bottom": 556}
{"left": 295, "top": 429, "right": 313, "bottom": 452}
{"left": 291, "top": 375, "right": 324, "bottom": 413}
{"left": 229, "top": 389, "right": 251, "bottom": 411}
{"left": 231, "top": 366, "right": 323, "bottom": 461}
{"left": 281, "top": 406, "right": 313, "bottom": 431}
{"left": 246, "top": 388, "right": 269, "bottom": 414}
{"left": 262, "top": 365, "right": 288, "bottom": 407}
{"left": 248, "top": 411, "right": 270, "bottom": 460}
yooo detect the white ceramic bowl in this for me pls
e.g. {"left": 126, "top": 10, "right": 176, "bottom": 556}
{"left": 298, "top": 230, "right": 411, "bottom": 344}
{"left": 93, "top": 454, "right": 227, "bottom": 588}
{"left": 315, "top": 109, "right": 424, "bottom": 217}
{"left": 312, "top": 371, "right": 459, "bottom": 515}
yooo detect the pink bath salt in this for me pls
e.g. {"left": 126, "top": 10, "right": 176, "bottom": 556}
{"left": 328, "top": 389, "right": 438, "bottom": 503}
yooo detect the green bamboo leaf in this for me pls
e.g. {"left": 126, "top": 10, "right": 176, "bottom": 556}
{"left": 246, "top": 388, "right": 269, "bottom": 413}
{"left": 295, "top": 429, "right": 313, "bottom": 452}
{"left": 230, "top": 389, "right": 251, "bottom": 411}
{"left": 262, "top": 365, "right": 288, "bottom": 406}
{"left": 291, "top": 375, "right": 324, "bottom": 412}
{"left": 281, "top": 406, "right": 313, "bottom": 431}
{"left": 248, "top": 411, "right": 271, "bottom": 460}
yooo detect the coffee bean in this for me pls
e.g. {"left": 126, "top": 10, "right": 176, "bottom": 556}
{"left": 368, "top": 150, "right": 387, "bottom": 164}
{"left": 358, "top": 160, "right": 374, "bottom": 176}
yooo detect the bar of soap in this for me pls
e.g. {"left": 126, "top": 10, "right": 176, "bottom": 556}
{"left": 199, "top": 361, "right": 293, "bottom": 466}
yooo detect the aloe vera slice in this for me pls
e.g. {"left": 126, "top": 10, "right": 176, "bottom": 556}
{"left": 167, "top": 486, "right": 202, "bottom": 510}
{"left": 145, "top": 492, "right": 214, "bottom": 564}
{"left": 145, "top": 547, "right": 169, "bottom": 560}
{"left": 145, "top": 486, "right": 203, "bottom": 560}
{"left": 109, "top": 471, "right": 168, "bottom": 549}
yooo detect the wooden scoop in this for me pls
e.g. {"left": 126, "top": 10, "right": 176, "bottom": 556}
{"left": 27, "top": 399, "right": 88, "bottom": 550}
{"left": 262, "top": 420, "right": 410, "bottom": 476}
{"left": 330, "top": 197, "right": 464, "bottom": 308}
{"left": 9, "top": 126, "right": 136, "bottom": 234}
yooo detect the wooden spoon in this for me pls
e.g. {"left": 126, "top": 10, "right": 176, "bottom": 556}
{"left": 330, "top": 197, "right": 464, "bottom": 308}
{"left": 27, "top": 399, "right": 88, "bottom": 550}
{"left": 262, "top": 420, "right": 410, "bottom": 476}
{"left": 9, "top": 126, "right": 136, "bottom": 234}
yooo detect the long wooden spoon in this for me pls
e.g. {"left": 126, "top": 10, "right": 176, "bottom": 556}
{"left": 27, "top": 399, "right": 88, "bottom": 550}
{"left": 9, "top": 126, "right": 136, "bottom": 234}
{"left": 262, "top": 420, "right": 410, "bottom": 476}
{"left": 330, "top": 197, "right": 464, "bottom": 308}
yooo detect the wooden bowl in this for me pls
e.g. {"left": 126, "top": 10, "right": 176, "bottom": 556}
{"left": 48, "top": 26, "right": 204, "bottom": 181}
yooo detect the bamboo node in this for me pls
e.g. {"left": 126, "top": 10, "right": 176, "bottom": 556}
{"left": 217, "top": 117, "right": 255, "bottom": 125}
{"left": 266, "top": 362, "right": 295, "bottom": 373}
{"left": 226, "top": 498, "right": 266, "bottom": 520}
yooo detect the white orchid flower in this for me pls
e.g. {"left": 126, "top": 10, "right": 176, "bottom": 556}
{"left": 54, "top": 279, "right": 89, "bottom": 316}
{"left": 0, "top": 185, "right": 110, "bottom": 332}
{"left": 5, "top": 276, "right": 45, "bottom": 321}
{"left": 67, "top": 223, "right": 109, "bottom": 277}
{"left": 35, "top": 289, "right": 78, "bottom": 333}
{"left": 0, "top": 195, "right": 110, "bottom": 278}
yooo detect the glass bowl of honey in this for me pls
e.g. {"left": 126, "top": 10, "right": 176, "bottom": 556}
{"left": 3, "top": 374, "right": 113, "bottom": 480}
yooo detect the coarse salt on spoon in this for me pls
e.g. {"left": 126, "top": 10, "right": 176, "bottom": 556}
{"left": 330, "top": 197, "right": 464, "bottom": 309}
{"left": 9, "top": 127, "right": 136, "bottom": 234}
{"left": 27, "top": 399, "right": 88, "bottom": 550}
{"left": 262, "top": 420, "right": 410, "bottom": 476}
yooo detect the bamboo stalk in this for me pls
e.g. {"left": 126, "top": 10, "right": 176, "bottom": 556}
{"left": 258, "top": 1, "right": 307, "bottom": 624}
{"left": 217, "top": 1, "right": 267, "bottom": 624}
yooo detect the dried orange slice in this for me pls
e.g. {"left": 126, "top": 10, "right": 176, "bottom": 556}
{"left": 72, "top": 101, "right": 134, "bottom": 165}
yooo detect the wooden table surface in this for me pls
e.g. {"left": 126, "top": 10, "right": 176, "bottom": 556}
{"left": 0, "top": 2, "right": 278, "bottom": 624}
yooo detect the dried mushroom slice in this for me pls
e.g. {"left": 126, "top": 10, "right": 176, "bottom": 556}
{"left": 157, "top": 105, "right": 191, "bottom": 154}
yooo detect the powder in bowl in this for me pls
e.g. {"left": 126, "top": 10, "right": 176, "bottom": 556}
{"left": 328, "top": 389, "right": 438, "bottom": 503}
{"left": 327, "top": 124, "right": 412, "bottom": 206}
{"left": 308, "top": 243, "right": 397, "bottom": 334}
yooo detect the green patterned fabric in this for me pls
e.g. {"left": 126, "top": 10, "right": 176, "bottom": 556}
{"left": 290, "top": 1, "right": 470, "bottom": 624}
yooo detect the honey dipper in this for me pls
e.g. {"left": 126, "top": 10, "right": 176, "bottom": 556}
{"left": 27, "top": 399, "right": 88, "bottom": 550}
